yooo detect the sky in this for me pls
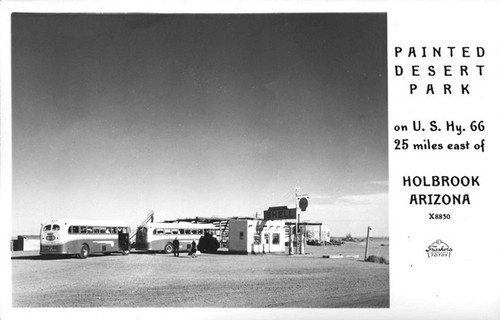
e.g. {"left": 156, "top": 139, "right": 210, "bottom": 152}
{"left": 12, "top": 13, "right": 387, "bottom": 237}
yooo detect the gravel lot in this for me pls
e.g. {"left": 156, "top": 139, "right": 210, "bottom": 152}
{"left": 12, "top": 242, "right": 389, "bottom": 308}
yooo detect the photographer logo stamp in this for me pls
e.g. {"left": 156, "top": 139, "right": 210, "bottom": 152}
{"left": 426, "top": 239, "right": 453, "bottom": 258}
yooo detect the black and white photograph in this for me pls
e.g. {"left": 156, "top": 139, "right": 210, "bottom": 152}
{"left": 2, "top": 1, "right": 500, "bottom": 320}
{"left": 8, "top": 13, "right": 388, "bottom": 308}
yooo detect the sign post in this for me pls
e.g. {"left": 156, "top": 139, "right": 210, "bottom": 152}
{"left": 294, "top": 188, "right": 309, "bottom": 255}
{"left": 294, "top": 188, "right": 300, "bottom": 255}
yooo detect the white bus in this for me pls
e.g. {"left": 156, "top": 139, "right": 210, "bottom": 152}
{"left": 40, "top": 219, "right": 131, "bottom": 259}
{"left": 135, "top": 221, "right": 220, "bottom": 253}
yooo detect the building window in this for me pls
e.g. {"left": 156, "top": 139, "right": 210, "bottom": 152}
{"left": 272, "top": 233, "right": 280, "bottom": 245}
{"left": 240, "top": 231, "right": 244, "bottom": 240}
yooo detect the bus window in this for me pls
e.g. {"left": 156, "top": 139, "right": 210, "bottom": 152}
{"left": 171, "top": 229, "right": 178, "bottom": 234}
{"left": 154, "top": 228, "right": 164, "bottom": 235}
{"left": 43, "top": 225, "right": 51, "bottom": 231}
{"left": 111, "top": 227, "right": 117, "bottom": 234}
{"left": 80, "top": 226, "right": 87, "bottom": 233}
{"left": 198, "top": 229, "right": 203, "bottom": 235}
{"left": 105, "top": 227, "right": 111, "bottom": 233}
{"left": 87, "top": 227, "right": 94, "bottom": 233}
{"left": 164, "top": 229, "right": 172, "bottom": 234}
{"left": 52, "top": 224, "right": 60, "bottom": 231}
{"left": 69, "top": 226, "right": 79, "bottom": 234}
{"left": 179, "top": 229, "right": 185, "bottom": 235}
{"left": 185, "top": 230, "right": 191, "bottom": 235}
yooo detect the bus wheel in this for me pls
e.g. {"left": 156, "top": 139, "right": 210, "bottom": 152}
{"left": 164, "top": 243, "right": 174, "bottom": 254}
{"left": 122, "top": 250, "right": 130, "bottom": 255}
{"left": 79, "top": 244, "right": 89, "bottom": 259}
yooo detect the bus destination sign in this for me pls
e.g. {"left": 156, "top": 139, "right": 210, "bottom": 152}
{"left": 263, "top": 206, "right": 297, "bottom": 220}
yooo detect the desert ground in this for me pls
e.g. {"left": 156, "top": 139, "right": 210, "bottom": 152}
{"left": 11, "top": 240, "right": 389, "bottom": 308}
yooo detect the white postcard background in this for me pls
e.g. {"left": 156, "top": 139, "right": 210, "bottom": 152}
{"left": 1, "top": 1, "right": 499, "bottom": 320}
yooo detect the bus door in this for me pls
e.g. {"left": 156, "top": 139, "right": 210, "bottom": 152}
{"left": 135, "top": 227, "right": 148, "bottom": 249}
{"left": 118, "top": 230, "right": 130, "bottom": 254}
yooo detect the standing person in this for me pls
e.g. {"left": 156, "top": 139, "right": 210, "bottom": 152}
{"left": 173, "top": 237, "right": 180, "bottom": 257}
{"left": 190, "top": 240, "right": 197, "bottom": 258}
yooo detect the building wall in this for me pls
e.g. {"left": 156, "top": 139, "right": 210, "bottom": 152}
{"left": 260, "top": 222, "right": 285, "bottom": 253}
{"left": 228, "top": 220, "right": 252, "bottom": 253}
{"left": 228, "top": 219, "right": 286, "bottom": 254}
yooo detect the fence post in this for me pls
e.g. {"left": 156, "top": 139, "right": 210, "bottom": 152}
{"left": 364, "top": 226, "right": 372, "bottom": 261}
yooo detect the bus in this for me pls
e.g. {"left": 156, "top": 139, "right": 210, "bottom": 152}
{"left": 135, "top": 221, "right": 220, "bottom": 253}
{"left": 40, "top": 219, "right": 131, "bottom": 259}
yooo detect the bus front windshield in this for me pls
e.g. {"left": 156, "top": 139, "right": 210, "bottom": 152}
{"left": 43, "top": 224, "right": 61, "bottom": 232}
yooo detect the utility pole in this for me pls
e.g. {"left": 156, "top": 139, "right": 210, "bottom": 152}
{"left": 364, "top": 226, "right": 372, "bottom": 261}
{"left": 294, "top": 187, "right": 300, "bottom": 255}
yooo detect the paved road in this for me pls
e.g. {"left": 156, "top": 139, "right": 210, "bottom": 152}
{"left": 12, "top": 247, "right": 389, "bottom": 308}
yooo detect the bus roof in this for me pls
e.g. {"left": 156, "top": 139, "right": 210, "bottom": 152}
{"left": 141, "top": 221, "right": 217, "bottom": 228}
{"left": 43, "top": 219, "right": 129, "bottom": 227}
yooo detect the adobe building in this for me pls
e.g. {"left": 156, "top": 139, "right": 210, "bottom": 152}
{"left": 227, "top": 219, "right": 286, "bottom": 254}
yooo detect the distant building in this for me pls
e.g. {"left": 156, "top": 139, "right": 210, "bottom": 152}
{"left": 12, "top": 235, "right": 40, "bottom": 251}
{"left": 305, "top": 225, "right": 330, "bottom": 242}
{"left": 228, "top": 219, "right": 286, "bottom": 254}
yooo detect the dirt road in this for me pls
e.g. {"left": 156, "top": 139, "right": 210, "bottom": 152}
{"left": 12, "top": 246, "right": 389, "bottom": 308}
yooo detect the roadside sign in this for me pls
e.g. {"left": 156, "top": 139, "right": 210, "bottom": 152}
{"left": 299, "top": 197, "right": 308, "bottom": 211}
{"left": 264, "top": 206, "right": 297, "bottom": 220}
